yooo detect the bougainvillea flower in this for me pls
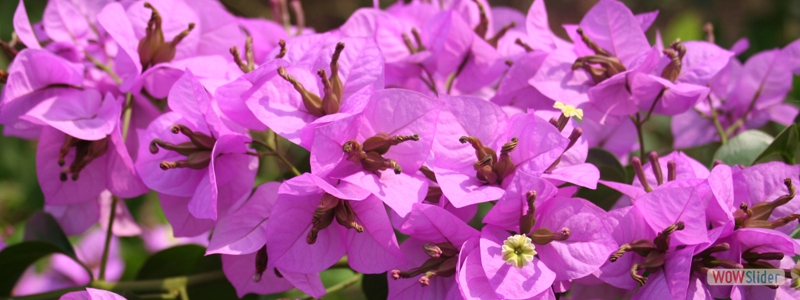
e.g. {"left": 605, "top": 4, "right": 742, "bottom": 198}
{"left": 46, "top": 190, "right": 141, "bottom": 236}
{"left": 0, "top": 49, "right": 85, "bottom": 139}
{"left": 310, "top": 88, "right": 439, "bottom": 216}
{"left": 264, "top": 173, "right": 404, "bottom": 274}
{"left": 731, "top": 162, "right": 800, "bottom": 236}
{"left": 136, "top": 71, "right": 257, "bottom": 221}
{"left": 60, "top": 288, "right": 127, "bottom": 300}
{"left": 206, "top": 182, "right": 280, "bottom": 255}
{"left": 97, "top": 0, "right": 239, "bottom": 98}
{"left": 601, "top": 151, "right": 710, "bottom": 207}
{"left": 207, "top": 182, "right": 327, "bottom": 298}
{"left": 672, "top": 44, "right": 798, "bottom": 148}
{"left": 530, "top": 0, "right": 652, "bottom": 111}
{"left": 477, "top": 172, "right": 615, "bottom": 298}
{"left": 432, "top": 95, "right": 596, "bottom": 207}
{"left": 388, "top": 203, "right": 480, "bottom": 300}
{"left": 221, "top": 250, "right": 326, "bottom": 299}
{"left": 241, "top": 36, "right": 385, "bottom": 148}
{"left": 13, "top": 228, "right": 124, "bottom": 296}
{"left": 13, "top": 0, "right": 42, "bottom": 50}
{"left": 31, "top": 90, "right": 147, "bottom": 205}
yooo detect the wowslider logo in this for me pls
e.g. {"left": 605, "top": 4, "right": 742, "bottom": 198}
{"left": 707, "top": 269, "right": 786, "bottom": 286}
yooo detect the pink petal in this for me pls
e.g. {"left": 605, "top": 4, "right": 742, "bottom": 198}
{"left": 36, "top": 127, "right": 106, "bottom": 205}
{"left": 400, "top": 203, "right": 479, "bottom": 247}
{"left": 23, "top": 91, "right": 120, "bottom": 141}
{"left": 265, "top": 191, "right": 347, "bottom": 273}
{"left": 388, "top": 238, "right": 459, "bottom": 300}
{"left": 535, "top": 197, "right": 617, "bottom": 281}
{"left": 457, "top": 248, "right": 500, "bottom": 300}
{"left": 634, "top": 185, "right": 710, "bottom": 246}
{"left": 579, "top": 0, "right": 650, "bottom": 66}
{"left": 347, "top": 196, "right": 406, "bottom": 273}
{"left": 530, "top": 50, "right": 592, "bottom": 107}
{"left": 339, "top": 170, "right": 426, "bottom": 217}
{"left": 635, "top": 11, "right": 659, "bottom": 32}
{"left": 436, "top": 170, "right": 505, "bottom": 207}
{"left": 45, "top": 199, "right": 100, "bottom": 236}
{"left": 135, "top": 112, "right": 207, "bottom": 197}
{"left": 420, "top": 11, "right": 473, "bottom": 74}
{"left": 221, "top": 253, "right": 296, "bottom": 298}
{"left": 159, "top": 193, "right": 215, "bottom": 237}
{"left": 525, "top": 0, "right": 558, "bottom": 51}
{"left": 433, "top": 95, "right": 508, "bottom": 176}
{"left": 99, "top": 190, "right": 142, "bottom": 237}
{"left": 541, "top": 163, "right": 600, "bottom": 189}
{"left": 106, "top": 123, "right": 149, "bottom": 198}
{"left": 480, "top": 226, "right": 556, "bottom": 298}
{"left": 360, "top": 89, "right": 441, "bottom": 174}
{"left": 678, "top": 41, "right": 735, "bottom": 85}
{"left": 97, "top": 3, "right": 142, "bottom": 76}
{"left": 313, "top": 37, "right": 385, "bottom": 101}
{"left": 43, "top": 0, "right": 91, "bottom": 44}
{"left": 13, "top": 0, "right": 41, "bottom": 49}
{"left": 206, "top": 182, "right": 280, "bottom": 255}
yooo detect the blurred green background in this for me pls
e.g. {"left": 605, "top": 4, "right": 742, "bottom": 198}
{"left": 0, "top": 0, "right": 799, "bottom": 299}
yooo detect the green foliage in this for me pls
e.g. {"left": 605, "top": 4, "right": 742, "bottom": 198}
{"left": 576, "top": 148, "right": 628, "bottom": 210}
{"left": 0, "top": 213, "right": 90, "bottom": 296}
{"left": 0, "top": 242, "right": 83, "bottom": 296}
{"left": 23, "top": 211, "right": 77, "bottom": 257}
{"left": 362, "top": 272, "right": 389, "bottom": 300}
{"left": 713, "top": 130, "right": 774, "bottom": 166}
{"left": 754, "top": 124, "right": 799, "bottom": 164}
{"left": 136, "top": 245, "right": 250, "bottom": 300}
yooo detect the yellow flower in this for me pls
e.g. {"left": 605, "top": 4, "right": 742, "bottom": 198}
{"left": 553, "top": 101, "right": 584, "bottom": 120}
{"left": 501, "top": 234, "right": 536, "bottom": 268}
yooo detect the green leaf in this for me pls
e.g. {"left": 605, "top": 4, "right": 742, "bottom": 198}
{"left": 754, "top": 124, "right": 799, "bottom": 164}
{"left": 362, "top": 272, "right": 388, "bottom": 300}
{"left": 23, "top": 211, "right": 76, "bottom": 258}
{"left": 0, "top": 241, "right": 82, "bottom": 296}
{"left": 136, "top": 245, "right": 207, "bottom": 280}
{"left": 136, "top": 245, "right": 244, "bottom": 300}
{"left": 713, "top": 130, "right": 774, "bottom": 166}
{"left": 576, "top": 148, "right": 627, "bottom": 210}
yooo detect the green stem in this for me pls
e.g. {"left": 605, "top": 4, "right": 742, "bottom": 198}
{"left": 445, "top": 53, "right": 470, "bottom": 95}
{"left": 706, "top": 96, "right": 728, "bottom": 144}
{"left": 11, "top": 286, "right": 86, "bottom": 300}
{"left": 85, "top": 52, "right": 121, "bottom": 85}
{"left": 725, "top": 87, "right": 764, "bottom": 138}
{"left": 97, "top": 196, "right": 119, "bottom": 281}
{"left": 332, "top": 256, "right": 349, "bottom": 269}
{"left": 419, "top": 66, "right": 438, "bottom": 96}
{"left": 12, "top": 271, "right": 225, "bottom": 300}
{"left": 250, "top": 136, "right": 302, "bottom": 176}
{"left": 301, "top": 273, "right": 362, "bottom": 300}
{"left": 631, "top": 114, "right": 646, "bottom": 161}
{"left": 122, "top": 93, "right": 134, "bottom": 141}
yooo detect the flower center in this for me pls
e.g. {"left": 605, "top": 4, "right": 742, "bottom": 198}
{"left": 57, "top": 136, "right": 109, "bottom": 182}
{"left": 277, "top": 42, "right": 346, "bottom": 117}
{"left": 571, "top": 28, "right": 627, "bottom": 83}
{"left": 609, "top": 221, "right": 685, "bottom": 286}
{"left": 137, "top": 2, "right": 195, "bottom": 70}
{"left": 342, "top": 132, "right": 419, "bottom": 175}
{"left": 149, "top": 124, "right": 215, "bottom": 170}
{"left": 734, "top": 178, "right": 798, "bottom": 230}
{"left": 306, "top": 194, "right": 364, "bottom": 244}
{"left": 502, "top": 234, "right": 536, "bottom": 268}
{"left": 460, "top": 136, "right": 518, "bottom": 185}
{"left": 390, "top": 242, "right": 459, "bottom": 287}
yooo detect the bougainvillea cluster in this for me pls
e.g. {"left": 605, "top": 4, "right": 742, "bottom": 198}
{"left": 2, "top": 0, "right": 800, "bottom": 299}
